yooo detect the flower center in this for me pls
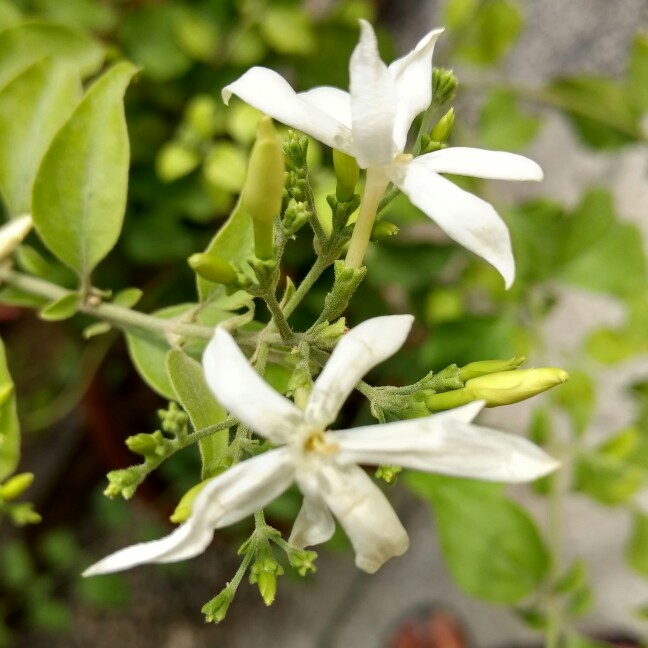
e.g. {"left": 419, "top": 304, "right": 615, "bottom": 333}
{"left": 303, "top": 429, "right": 339, "bottom": 456}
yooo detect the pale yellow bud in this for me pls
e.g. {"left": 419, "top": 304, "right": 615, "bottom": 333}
{"left": 0, "top": 215, "right": 32, "bottom": 261}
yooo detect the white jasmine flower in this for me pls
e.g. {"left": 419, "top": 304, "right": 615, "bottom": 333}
{"left": 84, "top": 315, "right": 558, "bottom": 577}
{"left": 221, "top": 21, "right": 543, "bottom": 287}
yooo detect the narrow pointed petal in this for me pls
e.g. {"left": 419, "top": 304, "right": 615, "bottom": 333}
{"left": 334, "top": 414, "right": 559, "bottom": 483}
{"left": 319, "top": 463, "right": 409, "bottom": 573}
{"left": 203, "top": 328, "right": 303, "bottom": 444}
{"left": 306, "top": 315, "right": 414, "bottom": 429}
{"left": 299, "top": 87, "right": 352, "bottom": 129}
{"left": 83, "top": 449, "right": 294, "bottom": 575}
{"left": 392, "top": 160, "right": 515, "bottom": 288}
{"left": 222, "top": 67, "right": 353, "bottom": 154}
{"left": 388, "top": 28, "right": 444, "bottom": 151}
{"left": 418, "top": 147, "right": 544, "bottom": 181}
{"left": 289, "top": 476, "right": 336, "bottom": 547}
{"left": 350, "top": 20, "right": 398, "bottom": 167}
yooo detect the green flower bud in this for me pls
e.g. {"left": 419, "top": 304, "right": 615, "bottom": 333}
{"left": 333, "top": 149, "right": 359, "bottom": 202}
{"left": 286, "top": 547, "right": 317, "bottom": 576}
{"left": 459, "top": 357, "right": 526, "bottom": 382}
{"left": 202, "top": 588, "right": 234, "bottom": 623}
{"left": 188, "top": 253, "right": 238, "bottom": 285}
{"left": 241, "top": 117, "right": 285, "bottom": 259}
{"left": 465, "top": 368, "right": 569, "bottom": 407}
{"left": 257, "top": 569, "right": 278, "bottom": 606}
{"left": 0, "top": 472, "right": 34, "bottom": 500}
{"left": 432, "top": 67, "right": 458, "bottom": 106}
{"left": 7, "top": 502, "right": 41, "bottom": 526}
{"left": 425, "top": 389, "right": 474, "bottom": 411}
{"left": 170, "top": 479, "right": 211, "bottom": 524}
{"left": 370, "top": 220, "right": 399, "bottom": 242}
{"left": 428, "top": 107, "right": 455, "bottom": 144}
{"left": 125, "top": 432, "right": 159, "bottom": 457}
{"left": 375, "top": 465, "right": 402, "bottom": 485}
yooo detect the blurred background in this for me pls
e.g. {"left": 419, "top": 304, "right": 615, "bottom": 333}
{"left": 0, "top": 0, "right": 647, "bottom": 646}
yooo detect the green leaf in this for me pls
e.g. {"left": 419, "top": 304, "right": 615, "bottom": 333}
{"left": 112, "top": 287, "right": 143, "bottom": 308}
{"left": 452, "top": 0, "right": 523, "bottom": 66}
{"left": 197, "top": 198, "right": 254, "bottom": 302}
{"left": 0, "top": 337, "right": 19, "bottom": 482}
{"left": 405, "top": 472, "right": 549, "bottom": 603}
{"left": 260, "top": 6, "right": 315, "bottom": 55}
{"left": 626, "top": 511, "right": 648, "bottom": 579}
{"left": 627, "top": 34, "right": 648, "bottom": 114}
{"left": 479, "top": 90, "right": 541, "bottom": 151}
{"left": 0, "top": 59, "right": 81, "bottom": 216}
{"left": 0, "top": 1, "right": 22, "bottom": 30}
{"left": 0, "top": 21, "right": 104, "bottom": 90}
{"left": 32, "top": 62, "right": 138, "bottom": 278}
{"left": 558, "top": 222, "right": 647, "bottom": 297}
{"left": 38, "top": 292, "right": 81, "bottom": 321}
{"left": 126, "top": 303, "right": 190, "bottom": 400}
{"left": 545, "top": 77, "right": 639, "bottom": 148}
{"left": 167, "top": 350, "right": 229, "bottom": 479}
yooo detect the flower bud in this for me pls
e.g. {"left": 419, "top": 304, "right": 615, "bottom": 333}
{"left": 202, "top": 588, "right": 234, "bottom": 623}
{"left": 241, "top": 117, "right": 285, "bottom": 259}
{"left": 425, "top": 389, "right": 474, "bottom": 411}
{"left": 432, "top": 68, "right": 458, "bottom": 105}
{"left": 0, "top": 472, "right": 34, "bottom": 500}
{"left": 8, "top": 502, "right": 41, "bottom": 526}
{"left": 249, "top": 555, "right": 284, "bottom": 606}
{"left": 459, "top": 357, "right": 526, "bottom": 382}
{"left": 188, "top": 253, "right": 237, "bottom": 285}
{"left": 429, "top": 107, "right": 455, "bottom": 145}
{"left": 170, "top": 479, "right": 210, "bottom": 523}
{"left": 125, "top": 432, "right": 159, "bottom": 457}
{"left": 0, "top": 215, "right": 32, "bottom": 262}
{"left": 156, "top": 142, "right": 199, "bottom": 182}
{"left": 370, "top": 220, "right": 399, "bottom": 242}
{"left": 465, "top": 368, "right": 569, "bottom": 407}
{"left": 333, "top": 149, "right": 359, "bottom": 202}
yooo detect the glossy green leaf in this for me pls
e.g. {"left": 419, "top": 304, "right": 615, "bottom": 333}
{"left": 405, "top": 472, "right": 549, "bottom": 603}
{"left": 545, "top": 77, "right": 638, "bottom": 148}
{"left": 0, "top": 59, "right": 81, "bottom": 216}
{"left": 197, "top": 198, "right": 254, "bottom": 302}
{"left": 479, "top": 90, "right": 541, "bottom": 151}
{"left": 0, "top": 21, "right": 104, "bottom": 90}
{"left": 112, "top": 287, "right": 143, "bottom": 309}
{"left": 167, "top": 350, "right": 229, "bottom": 479}
{"left": 32, "top": 62, "right": 138, "bottom": 278}
{"left": 38, "top": 292, "right": 81, "bottom": 321}
{"left": 0, "top": 337, "right": 19, "bottom": 482}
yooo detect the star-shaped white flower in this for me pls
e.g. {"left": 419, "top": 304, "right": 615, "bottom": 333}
{"left": 222, "top": 21, "right": 543, "bottom": 287}
{"left": 84, "top": 315, "right": 558, "bottom": 577}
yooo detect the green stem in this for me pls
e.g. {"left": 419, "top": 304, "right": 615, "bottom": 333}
{"left": 345, "top": 168, "right": 390, "bottom": 268}
{"left": 263, "top": 291, "right": 293, "bottom": 341}
{"left": 1, "top": 268, "right": 215, "bottom": 340}
{"left": 282, "top": 256, "right": 329, "bottom": 320}
{"left": 185, "top": 418, "right": 236, "bottom": 445}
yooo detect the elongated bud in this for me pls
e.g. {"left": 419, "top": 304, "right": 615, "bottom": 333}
{"left": 188, "top": 253, "right": 237, "bottom": 285}
{"left": 170, "top": 479, "right": 210, "bottom": 523}
{"left": 425, "top": 389, "right": 474, "bottom": 411}
{"left": 370, "top": 220, "right": 399, "bottom": 242}
{"left": 0, "top": 215, "right": 32, "bottom": 261}
{"left": 333, "top": 149, "right": 359, "bottom": 202}
{"left": 459, "top": 357, "right": 526, "bottom": 382}
{"left": 250, "top": 556, "right": 283, "bottom": 606}
{"left": 429, "top": 107, "right": 455, "bottom": 144}
{"left": 432, "top": 68, "right": 458, "bottom": 105}
{"left": 241, "top": 116, "right": 285, "bottom": 259}
{"left": 465, "top": 368, "right": 569, "bottom": 407}
{"left": 0, "top": 472, "right": 34, "bottom": 500}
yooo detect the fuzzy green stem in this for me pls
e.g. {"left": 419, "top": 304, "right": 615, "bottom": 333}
{"left": 282, "top": 256, "right": 329, "bottom": 320}
{"left": 344, "top": 168, "right": 389, "bottom": 268}
{"left": 1, "top": 268, "right": 215, "bottom": 340}
{"left": 263, "top": 291, "right": 293, "bottom": 341}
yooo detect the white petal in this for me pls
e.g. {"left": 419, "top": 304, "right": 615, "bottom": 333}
{"left": 334, "top": 413, "right": 560, "bottom": 482}
{"left": 83, "top": 449, "right": 295, "bottom": 575}
{"left": 388, "top": 28, "right": 444, "bottom": 151}
{"left": 222, "top": 67, "right": 353, "bottom": 154}
{"left": 392, "top": 159, "right": 515, "bottom": 288}
{"left": 349, "top": 20, "right": 398, "bottom": 167}
{"left": 288, "top": 472, "right": 335, "bottom": 548}
{"left": 203, "top": 328, "right": 303, "bottom": 444}
{"left": 299, "top": 87, "right": 352, "bottom": 129}
{"left": 418, "top": 147, "right": 544, "bottom": 181}
{"left": 319, "top": 463, "right": 409, "bottom": 573}
{"left": 305, "top": 314, "right": 414, "bottom": 429}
